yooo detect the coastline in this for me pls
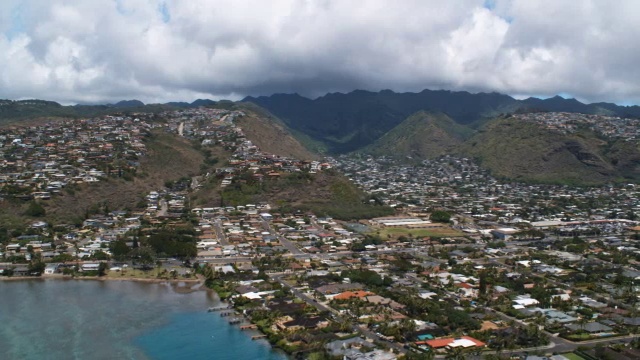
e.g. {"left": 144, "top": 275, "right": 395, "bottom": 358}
{"left": 0, "top": 275, "right": 206, "bottom": 293}
{"left": 0, "top": 274, "right": 199, "bottom": 282}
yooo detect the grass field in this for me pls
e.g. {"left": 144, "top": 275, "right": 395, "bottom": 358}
{"left": 562, "top": 353, "right": 586, "bottom": 360}
{"left": 377, "top": 226, "right": 464, "bottom": 239}
{"left": 105, "top": 268, "right": 162, "bottom": 279}
{"left": 105, "top": 267, "right": 195, "bottom": 280}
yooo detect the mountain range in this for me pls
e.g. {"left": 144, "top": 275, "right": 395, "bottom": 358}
{"left": 243, "top": 90, "right": 640, "bottom": 153}
{"left": 3, "top": 88, "right": 640, "bottom": 185}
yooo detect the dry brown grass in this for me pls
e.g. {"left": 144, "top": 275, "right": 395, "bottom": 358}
{"left": 40, "top": 130, "right": 206, "bottom": 223}
{"left": 236, "top": 113, "right": 318, "bottom": 161}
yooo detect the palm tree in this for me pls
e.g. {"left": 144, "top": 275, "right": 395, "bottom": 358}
{"left": 577, "top": 316, "right": 588, "bottom": 334}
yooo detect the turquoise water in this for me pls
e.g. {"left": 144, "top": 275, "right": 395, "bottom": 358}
{"left": 0, "top": 279, "right": 286, "bottom": 360}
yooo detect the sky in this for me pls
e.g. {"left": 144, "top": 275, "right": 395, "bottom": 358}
{"left": 1, "top": 0, "right": 639, "bottom": 105}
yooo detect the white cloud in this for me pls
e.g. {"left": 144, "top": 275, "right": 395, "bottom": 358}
{"left": 0, "top": 0, "right": 639, "bottom": 104}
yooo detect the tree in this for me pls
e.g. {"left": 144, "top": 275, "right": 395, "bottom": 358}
{"left": 110, "top": 240, "right": 130, "bottom": 258}
{"left": 404, "top": 350, "right": 435, "bottom": 360}
{"left": 93, "top": 250, "right": 110, "bottom": 260}
{"left": 98, "top": 262, "right": 107, "bottom": 276}
{"left": 52, "top": 253, "right": 74, "bottom": 263}
{"left": 479, "top": 271, "right": 488, "bottom": 297}
{"left": 25, "top": 201, "right": 46, "bottom": 217}
{"left": 28, "top": 260, "right": 45, "bottom": 275}
{"left": 430, "top": 210, "right": 451, "bottom": 223}
{"left": 131, "top": 247, "right": 156, "bottom": 266}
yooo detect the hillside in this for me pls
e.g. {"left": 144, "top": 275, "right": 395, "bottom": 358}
{"left": 244, "top": 89, "right": 518, "bottom": 153}
{"left": 363, "top": 111, "right": 473, "bottom": 159}
{"left": 0, "top": 99, "right": 220, "bottom": 126}
{"left": 244, "top": 89, "right": 640, "bottom": 155}
{"left": 201, "top": 170, "right": 394, "bottom": 220}
{"left": 0, "top": 130, "right": 211, "bottom": 226}
{"left": 460, "top": 117, "right": 640, "bottom": 185}
{"left": 235, "top": 103, "right": 318, "bottom": 160}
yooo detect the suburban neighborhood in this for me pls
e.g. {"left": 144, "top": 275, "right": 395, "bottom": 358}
{"left": 2, "top": 108, "right": 640, "bottom": 360}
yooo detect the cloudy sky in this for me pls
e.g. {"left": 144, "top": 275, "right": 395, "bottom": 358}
{"left": 1, "top": 0, "right": 639, "bottom": 105}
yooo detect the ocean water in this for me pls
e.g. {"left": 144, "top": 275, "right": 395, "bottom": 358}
{"left": 0, "top": 279, "right": 286, "bottom": 360}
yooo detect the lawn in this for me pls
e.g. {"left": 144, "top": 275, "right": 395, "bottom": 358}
{"left": 105, "top": 268, "right": 175, "bottom": 279}
{"left": 377, "top": 226, "right": 464, "bottom": 239}
{"left": 106, "top": 268, "right": 155, "bottom": 279}
{"left": 565, "top": 333, "right": 595, "bottom": 341}
{"left": 562, "top": 353, "right": 586, "bottom": 360}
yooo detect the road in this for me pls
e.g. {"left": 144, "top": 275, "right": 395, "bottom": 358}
{"left": 212, "top": 219, "right": 229, "bottom": 246}
{"left": 157, "top": 199, "right": 168, "bottom": 217}
{"left": 196, "top": 256, "right": 253, "bottom": 264}
{"left": 196, "top": 248, "right": 422, "bottom": 264}
{"left": 260, "top": 219, "right": 304, "bottom": 255}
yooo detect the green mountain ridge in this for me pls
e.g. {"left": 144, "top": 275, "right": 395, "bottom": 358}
{"left": 4, "top": 88, "right": 640, "bottom": 186}
{"left": 460, "top": 117, "right": 640, "bottom": 185}
{"left": 355, "top": 111, "right": 640, "bottom": 185}
{"left": 362, "top": 111, "right": 474, "bottom": 159}
{"left": 244, "top": 89, "right": 640, "bottom": 154}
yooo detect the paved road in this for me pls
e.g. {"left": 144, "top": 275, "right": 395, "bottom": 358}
{"left": 260, "top": 219, "right": 304, "bottom": 255}
{"left": 196, "top": 256, "right": 253, "bottom": 264}
{"left": 196, "top": 248, "right": 421, "bottom": 264}
{"left": 212, "top": 219, "right": 229, "bottom": 246}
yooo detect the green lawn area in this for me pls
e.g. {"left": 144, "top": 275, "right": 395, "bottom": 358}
{"left": 105, "top": 268, "right": 157, "bottom": 279}
{"left": 565, "top": 333, "right": 594, "bottom": 341}
{"left": 562, "top": 353, "right": 586, "bottom": 360}
{"left": 377, "top": 226, "right": 464, "bottom": 239}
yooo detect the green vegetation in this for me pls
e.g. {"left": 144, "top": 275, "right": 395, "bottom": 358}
{"left": 341, "top": 269, "right": 392, "bottom": 287}
{"left": 562, "top": 353, "right": 586, "bottom": 360}
{"left": 212, "top": 169, "right": 393, "bottom": 220}
{"left": 430, "top": 210, "right": 451, "bottom": 223}
{"left": 24, "top": 201, "right": 46, "bottom": 217}
{"left": 364, "top": 111, "right": 473, "bottom": 159}
{"left": 245, "top": 89, "right": 521, "bottom": 153}
{"left": 0, "top": 99, "right": 173, "bottom": 125}
{"left": 301, "top": 173, "right": 394, "bottom": 220}
{"left": 461, "top": 116, "right": 640, "bottom": 185}
{"left": 145, "top": 229, "right": 197, "bottom": 258}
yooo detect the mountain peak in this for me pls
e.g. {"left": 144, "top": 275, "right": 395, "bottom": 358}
{"left": 114, "top": 100, "right": 145, "bottom": 108}
{"left": 190, "top": 99, "right": 217, "bottom": 107}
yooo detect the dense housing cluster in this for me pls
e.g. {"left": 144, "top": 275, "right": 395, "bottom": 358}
{"left": 0, "top": 115, "right": 155, "bottom": 200}
{"left": 514, "top": 112, "right": 640, "bottom": 141}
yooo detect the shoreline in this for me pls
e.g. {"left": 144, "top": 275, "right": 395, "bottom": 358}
{"left": 0, "top": 275, "right": 206, "bottom": 293}
{"left": 0, "top": 275, "right": 200, "bottom": 282}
